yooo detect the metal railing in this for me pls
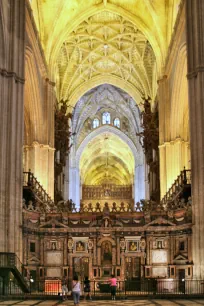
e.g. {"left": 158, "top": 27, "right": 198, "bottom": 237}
{"left": 0, "top": 253, "right": 23, "bottom": 275}
{"left": 1, "top": 279, "right": 204, "bottom": 297}
{"left": 23, "top": 170, "right": 54, "bottom": 204}
{"left": 161, "top": 168, "right": 191, "bottom": 205}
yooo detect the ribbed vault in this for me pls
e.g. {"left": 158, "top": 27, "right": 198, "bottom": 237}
{"left": 57, "top": 10, "right": 157, "bottom": 105}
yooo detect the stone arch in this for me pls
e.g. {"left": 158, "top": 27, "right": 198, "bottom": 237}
{"left": 75, "top": 125, "right": 139, "bottom": 167}
{"left": 67, "top": 75, "right": 142, "bottom": 110}
{"left": 97, "top": 237, "right": 116, "bottom": 247}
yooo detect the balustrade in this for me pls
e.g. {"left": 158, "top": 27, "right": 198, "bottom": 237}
{"left": 161, "top": 168, "right": 191, "bottom": 205}
{"left": 23, "top": 170, "right": 54, "bottom": 205}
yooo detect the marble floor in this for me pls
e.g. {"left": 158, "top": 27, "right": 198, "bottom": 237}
{"left": 0, "top": 299, "right": 204, "bottom": 306}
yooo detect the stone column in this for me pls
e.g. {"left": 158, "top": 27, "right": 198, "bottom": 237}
{"left": 88, "top": 251, "right": 93, "bottom": 279}
{"left": 186, "top": 0, "right": 204, "bottom": 278}
{"left": 64, "top": 238, "right": 67, "bottom": 266}
{"left": 116, "top": 237, "right": 120, "bottom": 266}
{"left": 64, "top": 155, "right": 69, "bottom": 200}
{"left": 45, "top": 78, "right": 55, "bottom": 198}
{"left": 69, "top": 166, "right": 80, "bottom": 209}
{"left": 0, "top": 0, "right": 25, "bottom": 259}
{"left": 68, "top": 254, "right": 73, "bottom": 287}
{"left": 25, "top": 142, "right": 55, "bottom": 197}
{"left": 93, "top": 238, "right": 97, "bottom": 265}
{"left": 40, "top": 238, "right": 44, "bottom": 266}
{"left": 158, "top": 75, "right": 169, "bottom": 199}
{"left": 112, "top": 246, "right": 116, "bottom": 266}
{"left": 23, "top": 235, "right": 28, "bottom": 266}
{"left": 120, "top": 250, "right": 125, "bottom": 279}
{"left": 134, "top": 164, "right": 145, "bottom": 202}
{"left": 97, "top": 246, "right": 101, "bottom": 266}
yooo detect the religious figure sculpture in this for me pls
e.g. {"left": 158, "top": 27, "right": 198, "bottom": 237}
{"left": 112, "top": 202, "right": 117, "bottom": 212}
{"left": 52, "top": 242, "right": 57, "bottom": 250}
{"left": 103, "top": 202, "right": 110, "bottom": 215}
{"left": 95, "top": 202, "right": 101, "bottom": 212}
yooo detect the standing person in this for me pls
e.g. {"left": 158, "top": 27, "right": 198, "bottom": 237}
{"left": 109, "top": 274, "right": 117, "bottom": 300}
{"left": 61, "top": 276, "right": 68, "bottom": 301}
{"left": 72, "top": 275, "right": 81, "bottom": 306}
{"left": 84, "top": 276, "right": 92, "bottom": 301}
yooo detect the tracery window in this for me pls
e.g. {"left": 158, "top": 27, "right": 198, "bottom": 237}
{"left": 114, "top": 118, "right": 120, "bottom": 128}
{"left": 102, "top": 112, "right": 111, "bottom": 124}
{"left": 93, "top": 118, "right": 99, "bottom": 129}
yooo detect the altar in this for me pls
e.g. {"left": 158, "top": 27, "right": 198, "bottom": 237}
{"left": 45, "top": 280, "right": 62, "bottom": 295}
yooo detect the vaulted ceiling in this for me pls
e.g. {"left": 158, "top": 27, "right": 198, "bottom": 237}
{"left": 57, "top": 11, "right": 157, "bottom": 103}
{"left": 30, "top": 0, "right": 181, "bottom": 108}
{"left": 79, "top": 132, "right": 135, "bottom": 185}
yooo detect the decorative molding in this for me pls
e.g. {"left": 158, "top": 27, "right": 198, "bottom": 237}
{"left": 159, "top": 138, "right": 189, "bottom": 148}
{"left": 0, "top": 68, "right": 25, "bottom": 84}
{"left": 45, "top": 78, "right": 55, "bottom": 87}
{"left": 187, "top": 66, "right": 204, "bottom": 79}
{"left": 24, "top": 142, "right": 55, "bottom": 151}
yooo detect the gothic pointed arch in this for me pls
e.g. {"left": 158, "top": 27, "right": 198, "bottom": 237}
{"left": 170, "top": 44, "right": 189, "bottom": 142}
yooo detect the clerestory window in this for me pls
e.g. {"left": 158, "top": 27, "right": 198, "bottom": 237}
{"left": 114, "top": 118, "right": 120, "bottom": 128}
{"left": 102, "top": 112, "right": 111, "bottom": 124}
{"left": 93, "top": 118, "right": 99, "bottom": 128}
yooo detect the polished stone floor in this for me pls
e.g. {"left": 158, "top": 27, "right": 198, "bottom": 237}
{"left": 0, "top": 299, "right": 204, "bottom": 306}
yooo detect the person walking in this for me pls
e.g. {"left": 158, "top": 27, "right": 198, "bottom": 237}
{"left": 84, "top": 276, "right": 92, "bottom": 301}
{"left": 72, "top": 275, "right": 81, "bottom": 306}
{"left": 109, "top": 274, "right": 117, "bottom": 300}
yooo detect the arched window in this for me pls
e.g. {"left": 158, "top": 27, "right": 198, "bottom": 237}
{"left": 93, "top": 118, "right": 99, "bottom": 129}
{"left": 102, "top": 112, "right": 111, "bottom": 124}
{"left": 114, "top": 118, "right": 120, "bottom": 128}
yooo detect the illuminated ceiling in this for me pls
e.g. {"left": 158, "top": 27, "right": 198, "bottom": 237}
{"left": 57, "top": 11, "right": 157, "bottom": 104}
{"left": 79, "top": 132, "right": 135, "bottom": 185}
{"left": 30, "top": 0, "right": 181, "bottom": 107}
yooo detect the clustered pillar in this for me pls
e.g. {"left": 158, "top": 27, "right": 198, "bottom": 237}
{"left": 186, "top": 0, "right": 204, "bottom": 279}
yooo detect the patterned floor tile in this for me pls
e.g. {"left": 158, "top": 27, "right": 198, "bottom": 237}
{"left": 1, "top": 300, "right": 204, "bottom": 306}
{"left": 0, "top": 302, "right": 23, "bottom": 305}
{"left": 15, "top": 302, "right": 41, "bottom": 305}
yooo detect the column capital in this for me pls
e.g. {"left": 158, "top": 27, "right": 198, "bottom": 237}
{"left": 157, "top": 75, "right": 168, "bottom": 84}
{"left": 0, "top": 68, "right": 25, "bottom": 84}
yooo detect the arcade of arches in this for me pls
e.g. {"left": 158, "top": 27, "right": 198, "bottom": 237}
{"left": 1, "top": 0, "right": 204, "bottom": 288}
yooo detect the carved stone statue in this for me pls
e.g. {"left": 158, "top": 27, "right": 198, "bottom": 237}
{"left": 103, "top": 202, "right": 110, "bottom": 215}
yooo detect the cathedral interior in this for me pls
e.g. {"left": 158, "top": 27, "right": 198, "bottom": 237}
{"left": 0, "top": 0, "right": 204, "bottom": 297}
